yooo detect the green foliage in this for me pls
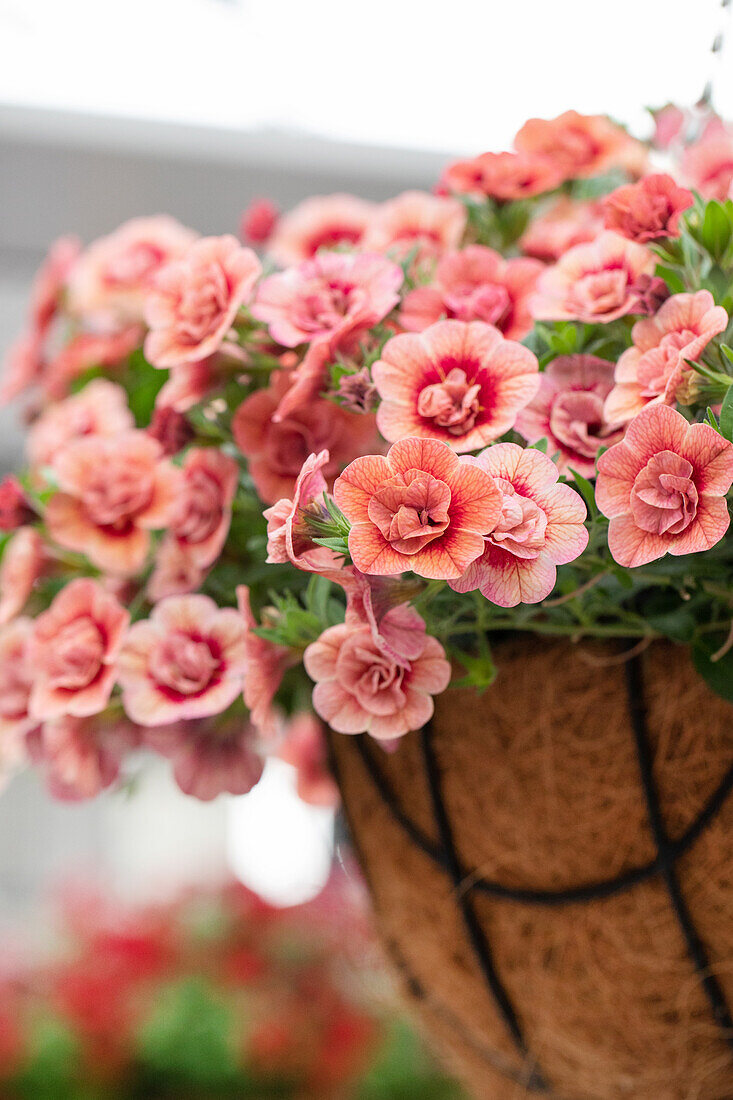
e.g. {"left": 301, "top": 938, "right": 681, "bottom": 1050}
{"left": 357, "top": 1020, "right": 465, "bottom": 1100}
{"left": 693, "top": 632, "right": 733, "bottom": 702}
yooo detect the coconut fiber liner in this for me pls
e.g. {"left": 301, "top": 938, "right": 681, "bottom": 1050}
{"left": 328, "top": 637, "right": 733, "bottom": 1099}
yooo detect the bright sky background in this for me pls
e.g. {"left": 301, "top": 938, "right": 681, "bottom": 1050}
{"left": 0, "top": 0, "right": 731, "bottom": 154}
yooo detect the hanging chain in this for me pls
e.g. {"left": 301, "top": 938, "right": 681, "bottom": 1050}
{"left": 699, "top": 0, "right": 733, "bottom": 108}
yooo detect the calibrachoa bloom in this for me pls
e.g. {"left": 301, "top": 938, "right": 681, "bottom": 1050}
{"left": 450, "top": 444, "right": 589, "bottom": 606}
{"left": 163, "top": 447, "right": 239, "bottom": 569}
{"left": 0, "top": 527, "right": 44, "bottom": 624}
{"left": 304, "top": 617, "right": 451, "bottom": 740}
{"left": 67, "top": 216, "right": 198, "bottom": 326}
{"left": 29, "top": 235, "right": 81, "bottom": 337}
{"left": 279, "top": 713, "right": 340, "bottom": 808}
{"left": 31, "top": 717, "right": 138, "bottom": 801}
{"left": 0, "top": 617, "right": 35, "bottom": 746}
{"left": 372, "top": 319, "right": 540, "bottom": 451}
{"left": 252, "top": 251, "right": 402, "bottom": 349}
{"left": 440, "top": 150, "right": 563, "bottom": 201}
{"left": 116, "top": 595, "right": 247, "bottom": 726}
{"left": 232, "top": 370, "right": 378, "bottom": 504}
{"left": 41, "top": 326, "right": 144, "bottom": 399}
{"left": 602, "top": 174, "right": 693, "bottom": 242}
{"left": 681, "top": 127, "right": 733, "bottom": 200}
{"left": 147, "top": 716, "right": 264, "bottom": 801}
{"left": 515, "top": 355, "right": 625, "bottom": 477}
{"left": 334, "top": 436, "right": 502, "bottom": 579}
{"left": 266, "top": 193, "right": 375, "bottom": 266}
{"left": 144, "top": 236, "right": 261, "bottom": 368}
{"left": 240, "top": 198, "right": 279, "bottom": 246}
{"left": 45, "top": 431, "right": 182, "bottom": 575}
{"left": 515, "top": 110, "right": 647, "bottom": 179}
{"left": 364, "top": 191, "right": 466, "bottom": 263}
{"left": 0, "top": 477, "right": 33, "bottom": 530}
{"left": 263, "top": 449, "right": 344, "bottom": 576}
{"left": 532, "top": 231, "right": 654, "bottom": 324}
{"left": 27, "top": 379, "right": 134, "bottom": 469}
{"left": 595, "top": 404, "right": 733, "bottom": 567}
{"left": 520, "top": 197, "right": 605, "bottom": 262}
{"left": 400, "top": 246, "right": 542, "bottom": 340}
{"left": 29, "top": 579, "right": 129, "bottom": 720}
{"left": 604, "top": 290, "right": 729, "bottom": 423}
{"left": 237, "top": 586, "right": 291, "bottom": 740}
{"left": 146, "top": 537, "right": 207, "bottom": 602}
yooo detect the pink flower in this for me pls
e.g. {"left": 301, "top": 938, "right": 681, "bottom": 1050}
{"left": 279, "top": 714, "right": 339, "bottom": 807}
{"left": 67, "top": 216, "right": 198, "bottom": 326}
{"left": 521, "top": 197, "right": 604, "bottom": 262}
{"left": 372, "top": 319, "right": 540, "bottom": 452}
{"left": 232, "top": 370, "right": 378, "bottom": 504}
{"left": 304, "top": 618, "right": 451, "bottom": 741}
{"left": 267, "top": 194, "right": 375, "bottom": 266}
{"left": 515, "top": 355, "right": 625, "bottom": 477}
{"left": 31, "top": 717, "right": 138, "bottom": 801}
{"left": 240, "top": 198, "right": 280, "bottom": 246}
{"left": 237, "top": 586, "right": 291, "bottom": 740}
{"left": 146, "top": 538, "right": 207, "bottom": 602}
{"left": 164, "top": 448, "right": 239, "bottom": 569}
{"left": 29, "top": 579, "right": 129, "bottom": 720}
{"left": 602, "top": 174, "right": 693, "bottom": 243}
{"left": 144, "top": 236, "right": 261, "bottom": 368}
{"left": 440, "top": 151, "right": 564, "bottom": 201}
{"left": 252, "top": 251, "right": 402, "bottom": 349}
{"left": 28, "top": 379, "right": 134, "bottom": 469}
{"left": 515, "top": 111, "right": 647, "bottom": 180}
{"left": 154, "top": 358, "right": 217, "bottom": 413}
{"left": 0, "top": 617, "right": 36, "bottom": 748}
{"left": 45, "top": 431, "right": 182, "bottom": 575}
{"left": 604, "top": 291, "right": 729, "bottom": 424}
{"left": 531, "top": 231, "right": 654, "bottom": 324}
{"left": 263, "top": 450, "right": 344, "bottom": 577}
{"left": 147, "top": 716, "right": 264, "bottom": 801}
{"left": 334, "top": 436, "right": 502, "bottom": 579}
{"left": 42, "top": 326, "right": 143, "bottom": 400}
{"left": 339, "top": 569, "right": 429, "bottom": 665}
{"left": 29, "top": 235, "right": 81, "bottom": 336}
{"left": 146, "top": 406, "right": 195, "bottom": 456}
{"left": 0, "top": 332, "right": 44, "bottom": 404}
{"left": 596, "top": 404, "right": 733, "bottom": 567}
{"left": 116, "top": 595, "right": 247, "bottom": 726}
{"left": 682, "top": 129, "right": 733, "bottom": 200}
{"left": 650, "top": 105, "right": 686, "bottom": 151}
{"left": 400, "top": 246, "right": 542, "bottom": 341}
{"left": 450, "top": 443, "right": 589, "bottom": 606}
{"left": 364, "top": 191, "right": 467, "bottom": 263}
{"left": 0, "top": 528, "right": 44, "bottom": 625}
{"left": 0, "top": 477, "right": 34, "bottom": 530}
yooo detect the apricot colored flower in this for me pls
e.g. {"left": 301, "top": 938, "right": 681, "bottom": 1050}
{"left": 364, "top": 191, "right": 466, "bottom": 263}
{"left": 373, "top": 319, "right": 539, "bottom": 452}
{"left": 602, "top": 174, "right": 693, "bottom": 243}
{"left": 334, "top": 436, "right": 502, "bottom": 579}
{"left": 532, "top": 231, "right": 654, "bottom": 324}
{"left": 440, "top": 150, "right": 563, "bottom": 201}
{"left": 267, "top": 193, "right": 375, "bottom": 266}
{"left": 155, "top": 358, "right": 217, "bottom": 412}
{"left": 28, "top": 379, "right": 134, "bottom": 469}
{"left": 0, "top": 331, "right": 45, "bottom": 404}
{"left": 450, "top": 443, "right": 589, "bottom": 606}
{"left": 164, "top": 447, "right": 238, "bottom": 569}
{"left": 604, "top": 291, "right": 729, "bottom": 424}
{"left": 252, "top": 251, "right": 401, "bottom": 349}
{"left": 29, "top": 235, "right": 81, "bottom": 336}
{"left": 596, "top": 404, "right": 733, "bottom": 567}
{"left": 29, "top": 579, "right": 129, "bottom": 720}
{"left": 42, "top": 326, "right": 143, "bottom": 399}
{"left": 232, "top": 370, "right": 377, "bottom": 504}
{"left": 146, "top": 406, "right": 194, "bottom": 456}
{"left": 117, "top": 595, "right": 247, "bottom": 726}
{"left": 146, "top": 537, "right": 207, "bottom": 602}
{"left": 144, "top": 236, "right": 261, "bottom": 368}
{"left": 682, "top": 129, "right": 733, "bottom": 200}
{"left": 0, "top": 527, "right": 44, "bottom": 625}
{"left": 0, "top": 617, "right": 36, "bottom": 746}
{"left": 304, "top": 618, "right": 451, "bottom": 741}
{"left": 0, "top": 477, "right": 34, "bottom": 531}
{"left": 67, "top": 216, "right": 198, "bottom": 326}
{"left": 263, "top": 450, "right": 344, "bottom": 577}
{"left": 520, "top": 197, "right": 605, "bottom": 262}
{"left": 32, "top": 717, "right": 137, "bottom": 801}
{"left": 45, "top": 431, "right": 182, "bottom": 575}
{"left": 515, "top": 355, "right": 624, "bottom": 477}
{"left": 149, "top": 716, "right": 264, "bottom": 801}
{"left": 279, "top": 713, "right": 340, "bottom": 807}
{"left": 237, "top": 585, "right": 291, "bottom": 740}
{"left": 515, "top": 110, "right": 647, "bottom": 179}
{"left": 400, "top": 246, "right": 542, "bottom": 341}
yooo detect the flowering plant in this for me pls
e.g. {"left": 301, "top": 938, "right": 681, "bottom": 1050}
{"left": 0, "top": 873, "right": 462, "bottom": 1098}
{"left": 4, "top": 105, "right": 733, "bottom": 798}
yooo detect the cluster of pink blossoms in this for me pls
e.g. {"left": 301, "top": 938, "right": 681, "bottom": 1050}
{"left": 1, "top": 106, "right": 733, "bottom": 803}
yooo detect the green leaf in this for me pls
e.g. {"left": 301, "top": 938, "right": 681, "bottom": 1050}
{"left": 719, "top": 384, "right": 733, "bottom": 441}
{"left": 693, "top": 632, "right": 733, "bottom": 702}
{"left": 567, "top": 470, "right": 597, "bottom": 518}
{"left": 701, "top": 200, "right": 733, "bottom": 260}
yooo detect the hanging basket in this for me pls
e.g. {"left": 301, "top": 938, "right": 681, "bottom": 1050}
{"left": 329, "top": 637, "right": 733, "bottom": 1099}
